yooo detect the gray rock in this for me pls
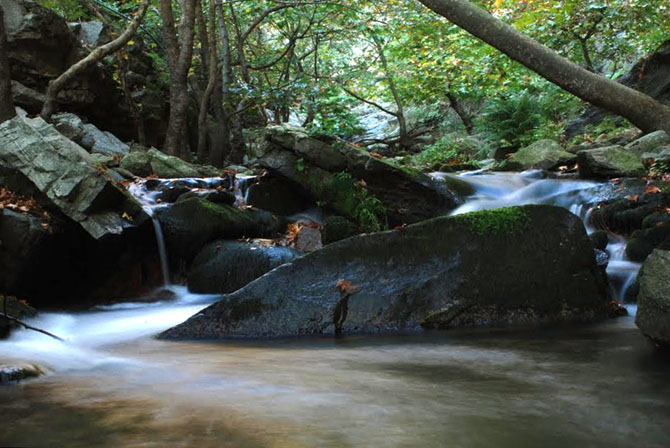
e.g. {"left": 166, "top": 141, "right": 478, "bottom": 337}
{"left": 10, "top": 81, "right": 45, "bottom": 111}
{"left": 577, "top": 145, "right": 646, "bottom": 179}
{"left": 505, "top": 139, "right": 576, "bottom": 170}
{"left": 0, "top": 114, "right": 146, "bottom": 239}
{"left": 635, "top": 249, "right": 670, "bottom": 346}
{"left": 188, "top": 240, "right": 301, "bottom": 294}
{"left": 51, "top": 112, "right": 85, "bottom": 142}
{"left": 74, "top": 21, "right": 108, "bottom": 47}
{"left": 161, "top": 205, "right": 609, "bottom": 339}
{"left": 80, "top": 124, "right": 130, "bottom": 156}
{"left": 294, "top": 226, "right": 323, "bottom": 252}
{"left": 625, "top": 130, "right": 670, "bottom": 154}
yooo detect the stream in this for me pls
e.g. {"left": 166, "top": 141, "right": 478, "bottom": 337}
{"left": 1, "top": 171, "right": 669, "bottom": 447}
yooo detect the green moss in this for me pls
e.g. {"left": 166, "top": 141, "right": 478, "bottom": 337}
{"left": 450, "top": 207, "right": 531, "bottom": 235}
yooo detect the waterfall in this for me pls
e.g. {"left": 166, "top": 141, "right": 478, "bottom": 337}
{"left": 150, "top": 214, "right": 170, "bottom": 286}
{"left": 127, "top": 181, "right": 172, "bottom": 286}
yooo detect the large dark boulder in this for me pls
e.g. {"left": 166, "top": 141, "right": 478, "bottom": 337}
{"left": 565, "top": 40, "right": 670, "bottom": 138}
{"left": 0, "top": 207, "right": 163, "bottom": 308}
{"left": 246, "top": 174, "right": 314, "bottom": 216}
{"left": 188, "top": 240, "right": 301, "bottom": 294}
{"left": 636, "top": 249, "right": 670, "bottom": 346}
{"left": 161, "top": 205, "right": 610, "bottom": 339}
{"left": 154, "top": 198, "right": 287, "bottom": 261}
{"left": 258, "top": 125, "right": 460, "bottom": 226}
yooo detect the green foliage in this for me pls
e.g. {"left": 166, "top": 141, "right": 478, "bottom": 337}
{"left": 36, "top": 0, "right": 87, "bottom": 19}
{"left": 321, "top": 172, "right": 387, "bottom": 233}
{"left": 475, "top": 86, "right": 579, "bottom": 147}
{"left": 569, "top": 116, "right": 633, "bottom": 145}
{"left": 415, "top": 134, "right": 487, "bottom": 169}
{"left": 451, "top": 207, "right": 531, "bottom": 235}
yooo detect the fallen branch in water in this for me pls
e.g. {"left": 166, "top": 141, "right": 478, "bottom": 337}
{"left": 2, "top": 314, "right": 64, "bottom": 341}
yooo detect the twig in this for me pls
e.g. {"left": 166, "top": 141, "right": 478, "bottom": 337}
{"left": 2, "top": 314, "right": 64, "bottom": 341}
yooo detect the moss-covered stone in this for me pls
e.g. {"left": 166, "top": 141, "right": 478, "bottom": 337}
{"left": 589, "top": 230, "right": 610, "bottom": 251}
{"left": 506, "top": 139, "right": 576, "bottom": 170}
{"left": 636, "top": 249, "right": 670, "bottom": 346}
{"left": 577, "top": 145, "right": 646, "bottom": 179}
{"left": 322, "top": 216, "right": 360, "bottom": 244}
{"left": 450, "top": 207, "right": 531, "bottom": 235}
{"left": 161, "top": 205, "right": 609, "bottom": 340}
{"left": 155, "top": 198, "right": 286, "bottom": 260}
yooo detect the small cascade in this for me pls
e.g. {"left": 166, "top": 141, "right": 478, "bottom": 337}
{"left": 232, "top": 174, "right": 257, "bottom": 207}
{"left": 128, "top": 182, "right": 171, "bottom": 285}
{"left": 443, "top": 170, "right": 642, "bottom": 301}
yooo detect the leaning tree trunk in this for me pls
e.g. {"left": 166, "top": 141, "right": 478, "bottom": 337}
{"left": 418, "top": 0, "right": 670, "bottom": 134}
{"left": 0, "top": 6, "right": 17, "bottom": 123}
{"left": 40, "top": 0, "right": 150, "bottom": 121}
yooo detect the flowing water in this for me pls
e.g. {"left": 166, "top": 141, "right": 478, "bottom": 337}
{"left": 1, "top": 171, "right": 668, "bottom": 448}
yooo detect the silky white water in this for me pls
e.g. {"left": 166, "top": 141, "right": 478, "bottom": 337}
{"left": 1, "top": 171, "right": 667, "bottom": 448}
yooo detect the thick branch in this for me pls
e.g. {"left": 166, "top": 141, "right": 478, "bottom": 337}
{"left": 418, "top": 0, "right": 670, "bottom": 134}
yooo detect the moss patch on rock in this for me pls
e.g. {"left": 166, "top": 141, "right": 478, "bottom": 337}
{"left": 450, "top": 207, "right": 532, "bottom": 235}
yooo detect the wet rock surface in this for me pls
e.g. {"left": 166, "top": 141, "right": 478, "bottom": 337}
{"left": 635, "top": 249, "right": 670, "bottom": 346}
{"left": 161, "top": 205, "right": 609, "bottom": 339}
{"left": 188, "top": 240, "right": 301, "bottom": 294}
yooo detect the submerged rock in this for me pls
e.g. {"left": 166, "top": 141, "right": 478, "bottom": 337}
{"left": 635, "top": 249, "right": 670, "bottom": 346}
{"left": 188, "top": 241, "right": 301, "bottom": 294}
{"left": 0, "top": 364, "right": 45, "bottom": 384}
{"left": 161, "top": 205, "right": 609, "bottom": 339}
{"left": 258, "top": 125, "right": 459, "bottom": 226}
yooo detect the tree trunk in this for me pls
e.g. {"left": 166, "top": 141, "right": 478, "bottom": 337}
{"left": 40, "top": 0, "right": 150, "bottom": 121}
{"left": 0, "top": 6, "right": 15, "bottom": 123}
{"left": 196, "top": 1, "right": 218, "bottom": 163}
{"left": 159, "top": 0, "right": 198, "bottom": 156}
{"left": 446, "top": 90, "right": 473, "bottom": 134}
{"left": 418, "top": 0, "right": 670, "bottom": 134}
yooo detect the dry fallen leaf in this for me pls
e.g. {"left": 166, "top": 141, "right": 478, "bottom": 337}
{"left": 644, "top": 185, "right": 662, "bottom": 195}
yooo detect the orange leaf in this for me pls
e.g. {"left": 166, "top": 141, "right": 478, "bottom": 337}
{"left": 644, "top": 185, "right": 662, "bottom": 195}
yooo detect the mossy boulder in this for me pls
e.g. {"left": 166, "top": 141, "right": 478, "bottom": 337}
{"left": 625, "top": 130, "right": 670, "bottom": 154}
{"left": 577, "top": 145, "right": 645, "bottom": 179}
{"left": 626, "top": 222, "right": 670, "bottom": 262}
{"left": 504, "top": 140, "right": 576, "bottom": 170}
{"left": 188, "top": 240, "right": 301, "bottom": 294}
{"left": 321, "top": 216, "right": 360, "bottom": 244}
{"left": 155, "top": 198, "right": 286, "bottom": 260}
{"left": 635, "top": 249, "right": 670, "bottom": 346}
{"left": 120, "top": 149, "right": 217, "bottom": 179}
{"left": 161, "top": 205, "right": 609, "bottom": 339}
{"left": 258, "top": 125, "right": 460, "bottom": 226}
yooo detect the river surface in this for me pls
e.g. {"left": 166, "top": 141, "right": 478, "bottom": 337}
{"left": 1, "top": 171, "right": 669, "bottom": 447}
